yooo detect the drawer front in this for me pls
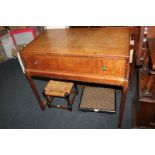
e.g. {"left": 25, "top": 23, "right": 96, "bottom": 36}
{"left": 22, "top": 54, "right": 127, "bottom": 78}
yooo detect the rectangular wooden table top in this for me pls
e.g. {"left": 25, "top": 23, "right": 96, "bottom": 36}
{"left": 21, "top": 27, "right": 131, "bottom": 86}
{"left": 22, "top": 27, "right": 130, "bottom": 58}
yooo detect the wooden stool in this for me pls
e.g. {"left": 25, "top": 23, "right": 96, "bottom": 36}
{"left": 43, "top": 80, "right": 78, "bottom": 111}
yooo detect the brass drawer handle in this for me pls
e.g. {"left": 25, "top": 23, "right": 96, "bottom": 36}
{"left": 102, "top": 65, "right": 106, "bottom": 71}
{"left": 34, "top": 60, "right": 38, "bottom": 65}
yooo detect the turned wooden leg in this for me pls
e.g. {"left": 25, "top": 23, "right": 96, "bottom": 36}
{"left": 74, "top": 85, "right": 79, "bottom": 95}
{"left": 25, "top": 73, "right": 45, "bottom": 111}
{"left": 118, "top": 82, "right": 128, "bottom": 128}
{"left": 65, "top": 93, "right": 72, "bottom": 111}
{"left": 42, "top": 92, "right": 54, "bottom": 107}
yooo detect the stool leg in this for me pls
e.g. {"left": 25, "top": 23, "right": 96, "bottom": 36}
{"left": 74, "top": 85, "right": 79, "bottom": 95}
{"left": 65, "top": 93, "right": 72, "bottom": 111}
{"left": 43, "top": 92, "right": 53, "bottom": 107}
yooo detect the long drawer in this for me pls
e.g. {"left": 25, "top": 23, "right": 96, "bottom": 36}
{"left": 21, "top": 54, "right": 128, "bottom": 79}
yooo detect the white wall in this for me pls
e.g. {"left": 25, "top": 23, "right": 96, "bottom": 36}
{"left": 45, "top": 26, "right": 69, "bottom": 29}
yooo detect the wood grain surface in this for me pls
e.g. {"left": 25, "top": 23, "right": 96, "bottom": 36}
{"left": 148, "top": 38, "right": 155, "bottom": 70}
{"left": 21, "top": 28, "right": 130, "bottom": 58}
